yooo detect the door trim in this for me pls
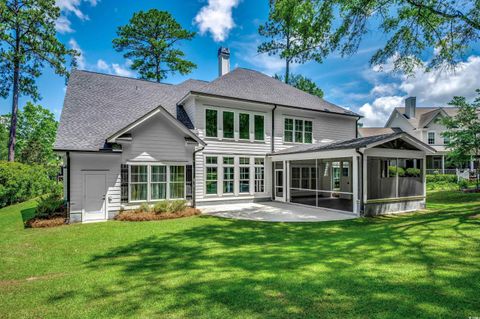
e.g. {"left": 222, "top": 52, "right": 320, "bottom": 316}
{"left": 274, "top": 168, "right": 285, "bottom": 202}
{"left": 82, "top": 171, "right": 108, "bottom": 222}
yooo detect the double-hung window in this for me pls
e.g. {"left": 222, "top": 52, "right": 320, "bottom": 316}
{"left": 254, "top": 115, "right": 264, "bottom": 141}
{"left": 223, "top": 111, "right": 234, "bottom": 139}
{"left": 254, "top": 158, "right": 264, "bottom": 193}
{"left": 284, "top": 118, "right": 313, "bottom": 143}
{"left": 239, "top": 157, "right": 250, "bottom": 193}
{"left": 427, "top": 132, "right": 435, "bottom": 145}
{"left": 239, "top": 113, "right": 250, "bottom": 140}
{"left": 206, "top": 156, "right": 218, "bottom": 195}
{"left": 206, "top": 109, "right": 218, "bottom": 137}
{"left": 150, "top": 165, "right": 167, "bottom": 200}
{"left": 284, "top": 118, "right": 294, "bottom": 142}
{"left": 130, "top": 165, "right": 148, "bottom": 201}
{"left": 169, "top": 166, "right": 185, "bottom": 199}
{"left": 223, "top": 157, "right": 234, "bottom": 194}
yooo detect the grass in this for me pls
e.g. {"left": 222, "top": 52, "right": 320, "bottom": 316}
{"left": 0, "top": 191, "right": 479, "bottom": 319}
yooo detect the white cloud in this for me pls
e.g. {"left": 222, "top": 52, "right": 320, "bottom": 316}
{"left": 96, "top": 59, "right": 109, "bottom": 71}
{"left": 194, "top": 0, "right": 240, "bottom": 42}
{"left": 95, "top": 59, "right": 134, "bottom": 77}
{"left": 231, "top": 35, "right": 296, "bottom": 76}
{"left": 55, "top": 16, "right": 73, "bottom": 33}
{"left": 359, "top": 96, "right": 404, "bottom": 126}
{"left": 111, "top": 64, "right": 134, "bottom": 77}
{"left": 357, "top": 55, "right": 480, "bottom": 126}
{"left": 55, "top": 0, "right": 98, "bottom": 33}
{"left": 68, "top": 38, "right": 85, "bottom": 69}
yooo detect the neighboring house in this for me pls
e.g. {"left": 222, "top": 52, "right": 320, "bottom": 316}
{"left": 55, "top": 47, "right": 435, "bottom": 223}
{"left": 359, "top": 97, "right": 477, "bottom": 174}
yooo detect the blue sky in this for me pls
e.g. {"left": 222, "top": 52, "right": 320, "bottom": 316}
{"left": 1, "top": 0, "right": 479, "bottom": 126}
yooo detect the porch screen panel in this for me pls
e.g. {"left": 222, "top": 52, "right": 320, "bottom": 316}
{"left": 398, "top": 159, "right": 423, "bottom": 197}
{"left": 367, "top": 158, "right": 397, "bottom": 200}
{"left": 289, "top": 159, "right": 316, "bottom": 206}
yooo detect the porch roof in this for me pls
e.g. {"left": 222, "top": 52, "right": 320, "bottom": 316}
{"left": 270, "top": 132, "right": 436, "bottom": 156}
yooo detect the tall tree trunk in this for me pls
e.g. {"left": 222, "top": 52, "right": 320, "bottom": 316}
{"left": 285, "top": 58, "right": 290, "bottom": 84}
{"left": 285, "top": 23, "right": 290, "bottom": 84}
{"left": 8, "top": 18, "right": 20, "bottom": 162}
{"left": 8, "top": 61, "right": 19, "bottom": 162}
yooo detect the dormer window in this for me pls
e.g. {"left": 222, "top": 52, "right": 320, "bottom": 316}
{"left": 427, "top": 132, "right": 435, "bottom": 145}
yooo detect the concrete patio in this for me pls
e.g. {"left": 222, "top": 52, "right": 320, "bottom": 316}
{"left": 200, "top": 201, "right": 358, "bottom": 222}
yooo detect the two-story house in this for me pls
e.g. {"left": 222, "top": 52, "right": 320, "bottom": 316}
{"left": 55, "top": 47, "right": 435, "bottom": 223}
{"left": 359, "top": 97, "right": 476, "bottom": 174}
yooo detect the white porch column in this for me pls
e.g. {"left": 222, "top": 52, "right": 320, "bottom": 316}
{"left": 471, "top": 158, "right": 475, "bottom": 171}
{"left": 362, "top": 154, "right": 368, "bottom": 205}
{"left": 352, "top": 155, "right": 360, "bottom": 216}
{"left": 441, "top": 155, "right": 445, "bottom": 174}
{"left": 285, "top": 160, "right": 290, "bottom": 202}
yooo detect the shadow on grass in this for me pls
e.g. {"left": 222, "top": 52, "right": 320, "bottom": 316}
{"left": 64, "top": 206, "right": 480, "bottom": 318}
{"left": 20, "top": 207, "right": 36, "bottom": 226}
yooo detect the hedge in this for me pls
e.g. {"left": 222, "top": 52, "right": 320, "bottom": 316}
{"left": 0, "top": 161, "right": 57, "bottom": 208}
{"left": 426, "top": 174, "right": 457, "bottom": 183}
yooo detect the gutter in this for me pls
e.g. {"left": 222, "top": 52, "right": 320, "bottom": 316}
{"left": 192, "top": 144, "right": 206, "bottom": 208}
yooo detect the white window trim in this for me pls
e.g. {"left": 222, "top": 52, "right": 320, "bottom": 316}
{"left": 222, "top": 156, "right": 235, "bottom": 195}
{"left": 128, "top": 163, "right": 186, "bottom": 203}
{"left": 427, "top": 131, "right": 436, "bottom": 145}
{"left": 254, "top": 157, "right": 265, "bottom": 193}
{"left": 204, "top": 106, "right": 267, "bottom": 143}
{"left": 283, "top": 116, "right": 314, "bottom": 144}
{"left": 205, "top": 156, "right": 219, "bottom": 196}
{"left": 239, "top": 157, "right": 251, "bottom": 194}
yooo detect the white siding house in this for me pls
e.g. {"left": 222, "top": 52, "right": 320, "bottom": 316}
{"left": 55, "top": 47, "right": 435, "bottom": 222}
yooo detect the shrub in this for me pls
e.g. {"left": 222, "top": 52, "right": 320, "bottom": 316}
{"left": 153, "top": 201, "right": 170, "bottom": 214}
{"left": 388, "top": 166, "right": 405, "bottom": 177}
{"left": 0, "top": 161, "right": 55, "bottom": 208}
{"left": 35, "top": 193, "right": 65, "bottom": 219}
{"left": 405, "top": 168, "right": 421, "bottom": 177}
{"left": 169, "top": 200, "right": 187, "bottom": 213}
{"left": 139, "top": 202, "right": 152, "bottom": 213}
{"left": 426, "top": 174, "right": 457, "bottom": 183}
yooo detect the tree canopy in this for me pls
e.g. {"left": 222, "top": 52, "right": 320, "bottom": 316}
{"left": 113, "top": 9, "right": 197, "bottom": 82}
{"left": 274, "top": 73, "right": 324, "bottom": 98}
{"left": 258, "top": 0, "right": 325, "bottom": 83}
{"left": 0, "top": 0, "right": 77, "bottom": 161}
{"left": 0, "top": 103, "right": 58, "bottom": 165}
{"left": 441, "top": 89, "right": 480, "bottom": 189}
{"left": 262, "top": 0, "right": 480, "bottom": 74}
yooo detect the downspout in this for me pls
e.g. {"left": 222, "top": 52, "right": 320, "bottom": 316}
{"left": 66, "top": 151, "right": 71, "bottom": 222}
{"left": 192, "top": 145, "right": 205, "bottom": 208}
{"left": 355, "top": 148, "right": 364, "bottom": 216}
{"left": 271, "top": 105, "right": 277, "bottom": 200}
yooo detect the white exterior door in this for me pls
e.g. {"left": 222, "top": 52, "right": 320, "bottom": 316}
{"left": 83, "top": 172, "right": 107, "bottom": 221}
{"left": 274, "top": 169, "right": 285, "bottom": 202}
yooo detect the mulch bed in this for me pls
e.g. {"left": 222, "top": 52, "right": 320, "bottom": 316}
{"left": 462, "top": 188, "right": 480, "bottom": 193}
{"left": 26, "top": 216, "right": 67, "bottom": 228}
{"left": 114, "top": 207, "right": 201, "bottom": 222}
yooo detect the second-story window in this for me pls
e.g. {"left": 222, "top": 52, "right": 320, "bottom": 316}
{"left": 223, "top": 111, "right": 234, "bottom": 139}
{"left": 254, "top": 115, "right": 264, "bottom": 141}
{"left": 206, "top": 109, "right": 217, "bottom": 137}
{"left": 239, "top": 113, "right": 250, "bottom": 140}
{"left": 428, "top": 132, "right": 435, "bottom": 145}
{"left": 284, "top": 118, "right": 313, "bottom": 144}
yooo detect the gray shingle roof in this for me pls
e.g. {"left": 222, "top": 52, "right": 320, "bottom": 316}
{"left": 392, "top": 107, "right": 459, "bottom": 128}
{"left": 192, "top": 68, "right": 359, "bottom": 116}
{"left": 54, "top": 70, "right": 207, "bottom": 151}
{"left": 271, "top": 132, "right": 406, "bottom": 155}
{"left": 55, "top": 68, "right": 357, "bottom": 151}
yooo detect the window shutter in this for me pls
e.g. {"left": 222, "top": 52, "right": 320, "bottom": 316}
{"left": 121, "top": 164, "right": 128, "bottom": 203}
{"left": 186, "top": 165, "right": 193, "bottom": 200}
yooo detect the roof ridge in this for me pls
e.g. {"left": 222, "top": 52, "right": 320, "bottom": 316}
{"left": 73, "top": 69, "right": 210, "bottom": 87}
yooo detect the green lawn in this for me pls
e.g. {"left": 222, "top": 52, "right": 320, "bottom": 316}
{"left": 0, "top": 192, "right": 479, "bottom": 319}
